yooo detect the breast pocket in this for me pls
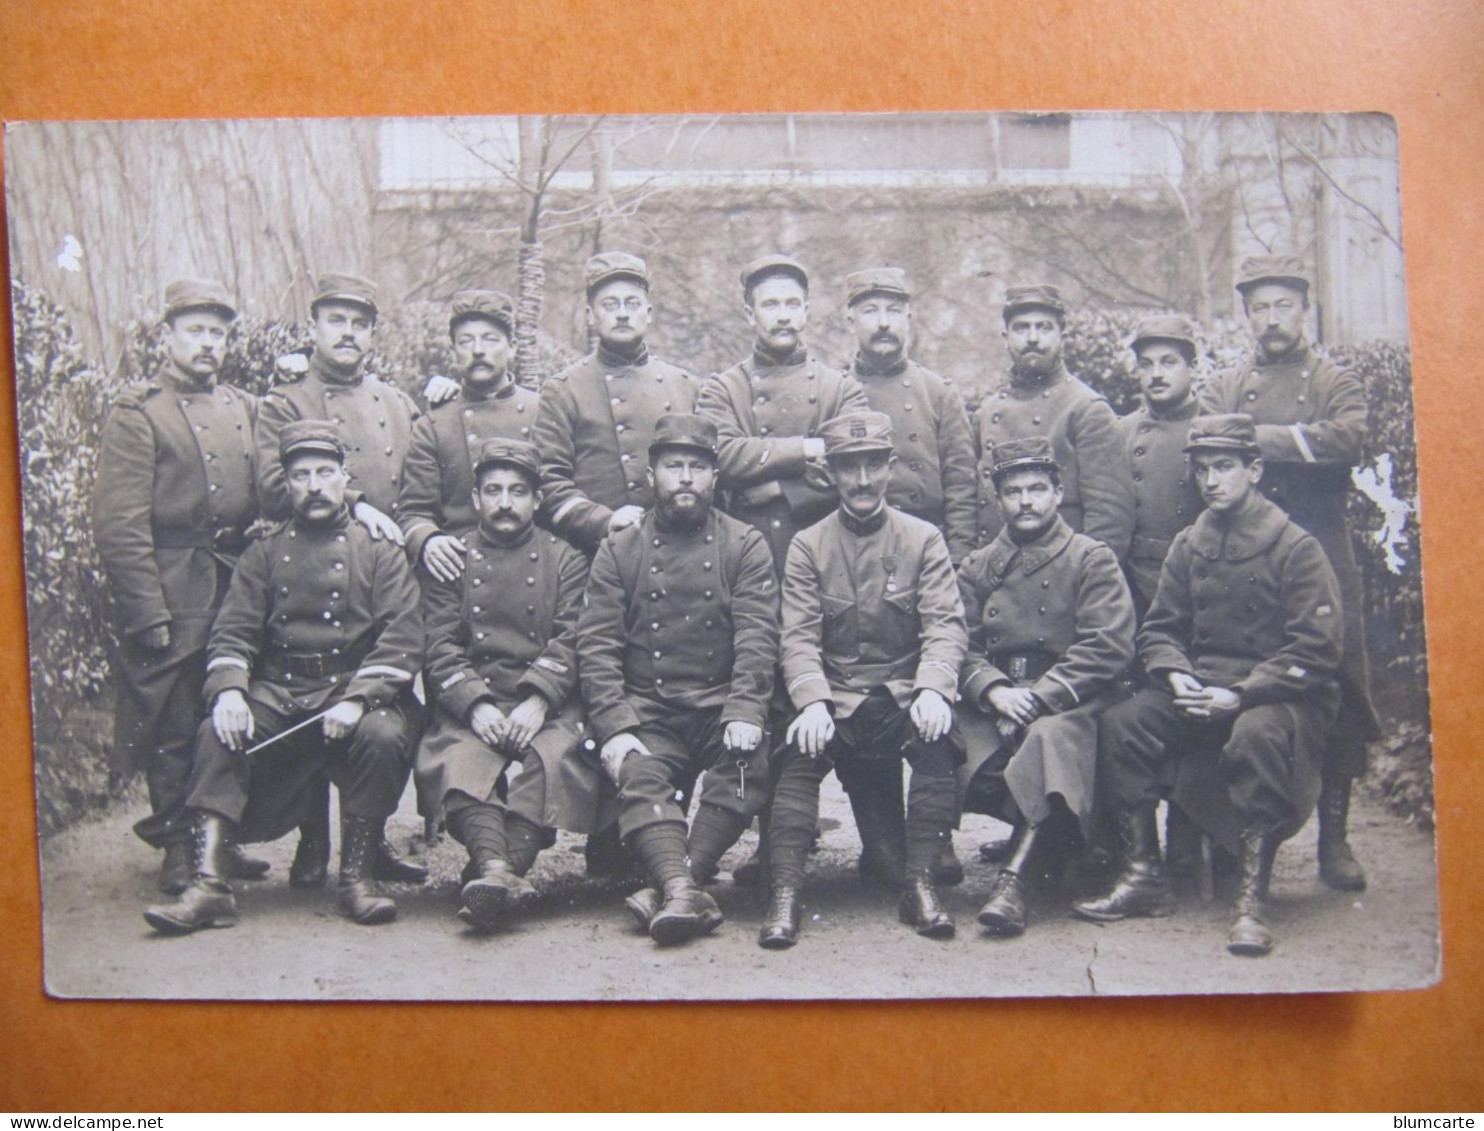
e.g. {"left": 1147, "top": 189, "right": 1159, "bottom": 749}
{"left": 882, "top": 586, "right": 921, "bottom": 650}
{"left": 820, "top": 592, "right": 859, "bottom": 656}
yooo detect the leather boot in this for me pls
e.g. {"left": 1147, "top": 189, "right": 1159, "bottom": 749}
{"left": 459, "top": 859, "right": 537, "bottom": 931}
{"left": 1228, "top": 827, "right": 1279, "bottom": 957}
{"left": 289, "top": 783, "right": 332, "bottom": 888}
{"left": 374, "top": 838, "right": 429, "bottom": 885}
{"left": 898, "top": 873, "right": 955, "bottom": 939}
{"left": 1317, "top": 778, "right": 1367, "bottom": 892}
{"left": 649, "top": 876, "right": 722, "bottom": 945}
{"left": 626, "top": 885, "right": 723, "bottom": 934}
{"left": 758, "top": 885, "right": 804, "bottom": 949}
{"left": 1071, "top": 803, "right": 1177, "bottom": 923}
{"left": 228, "top": 845, "right": 272, "bottom": 881}
{"left": 933, "top": 834, "right": 965, "bottom": 887}
{"left": 158, "top": 839, "right": 194, "bottom": 895}
{"left": 337, "top": 816, "right": 397, "bottom": 926}
{"left": 144, "top": 812, "right": 239, "bottom": 934}
{"left": 977, "top": 821, "right": 1038, "bottom": 936}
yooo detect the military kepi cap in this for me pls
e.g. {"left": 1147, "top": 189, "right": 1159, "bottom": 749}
{"left": 451, "top": 289, "right": 515, "bottom": 335}
{"left": 740, "top": 253, "right": 809, "bottom": 294}
{"left": 311, "top": 272, "right": 379, "bottom": 317}
{"left": 586, "top": 251, "right": 650, "bottom": 295}
{"left": 990, "top": 435, "right": 1060, "bottom": 480}
{"left": 1184, "top": 413, "right": 1262, "bottom": 456}
{"left": 162, "top": 278, "right": 237, "bottom": 322}
{"left": 1003, "top": 283, "right": 1066, "bottom": 321}
{"left": 845, "top": 267, "right": 910, "bottom": 307}
{"left": 279, "top": 420, "right": 346, "bottom": 465}
{"left": 820, "top": 410, "right": 894, "bottom": 457}
{"left": 472, "top": 438, "right": 541, "bottom": 485}
{"left": 1130, "top": 313, "right": 1199, "bottom": 356}
{"left": 649, "top": 413, "right": 719, "bottom": 460}
{"left": 1234, "top": 254, "right": 1311, "bottom": 296}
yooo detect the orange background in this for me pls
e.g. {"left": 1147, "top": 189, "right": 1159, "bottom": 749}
{"left": 1, "top": 0, "right": 1480, "bottom": 1112}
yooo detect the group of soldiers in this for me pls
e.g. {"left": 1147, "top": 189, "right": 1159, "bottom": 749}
{"left": 96, "top": 247, "right": 1378, "bottom": 959}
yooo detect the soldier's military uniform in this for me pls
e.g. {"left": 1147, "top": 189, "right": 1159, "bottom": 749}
{"left": 696, "top": 254, "right": 869, "bottom": 572}
{"left": 144, "top": 422, "right": 425, "bottom": 934}
{"left": 576, "top": 414, "right": 779, "bottom": 943}
{"left": 1073, "top": 415, "right": 1343, "bottom": 956}
{"left": 94, "top": 280, "right": 258, "bottom": 871}
{"left": 957, "top": 437, "right": 1136, "bottom": 936}
{"left": 416, "top": 440, "right": 596, "bottom": 928}
{"left": 533, "top": 253, "right": 698, "bottom": 555}
{"left": 764, "top": 412, "right": 968, "bottom": 945}
{"left": 397, "top": 291, "right": 539, "bottom": 568}
{"left": 1199, "top": 254, "right": 1378, "bottom": 890}
{"left": 1117, "top": 316, "right": 1205, "bottom": 617}
{"left": 255, "top": 274, "right": 420, "bottom": 521}
{"left": 972, "top": 284, "right": 1135, "bottom": 560}
{"left": 844, "top": 268, "right": 978, "bottom": 565}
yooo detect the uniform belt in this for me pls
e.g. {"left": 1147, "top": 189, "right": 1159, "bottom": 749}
{"left": 988, "top": 651, "right": 1056, "bottom": 682}
{"left": 153, "top": 527, "right": 249, "bottom": 553}
{"left": 261, "top": 648, "right": 365, "bottom": 681}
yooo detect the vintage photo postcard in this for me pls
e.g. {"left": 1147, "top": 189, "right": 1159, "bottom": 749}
{"left": 5, "top": 110, "right": 1436, "bottom": 1001}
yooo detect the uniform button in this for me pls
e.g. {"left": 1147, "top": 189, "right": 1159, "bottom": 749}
{"left": 527, "top": 632, "right": 537, "bottom": 640}
{"left": 530, "top": 551, "right": 539, "bottom": 561}
{"left": 1042, "top": 390, "right": 1051, "bottom": 399}
{"left": 1246, "top": 391, "right": 1258, "bottom": 401}
{"left": 1039, "top": 606, "right": 1046, "bottom": 614}
{"left": 1032, "top": 416, "right": 1042, "bottom": 425}
{"left": 629, "top": 481, "right": 641, "bottom": 490}
{"left": 650, "top": 565, "right": 660, "bottom": 574}
{"left": 808, "top": 395, "right": 817, "bottom": 404}
{"left": 650, "top": 591, "right": 660, "bottom": 600}
{"left": 336, "top": 534, "right": 346, "bottom": 543}
{"left": 611, "top": 397, "right": 621, "bottom": 406}
{"left": 527, "top": 577, "right": 536, "bottom": 585}
{"left": 1138, "top": 424, "right": 1149, "bottom": 434}
{"left": 991, "top": 414, "right": 1001, "bottom": 424}
{"left": 987, "top": 608, "right": 998, "bottom": 618}
{"left": 904, "top": 403, "right": 913, "bottom": 412}
{"left": 282, "top": 555, "right": 292, "bottom": 562}
{"left": 385, "top": 447, "right": 394, "bottom": 456}
{"left": 467, "top": 433, "right": 478, "bottom": 443}
{"left": 280, "top": 586, "right": 290, "bottom": 595}
{"left": 334, "top": 562, "right": 344, "bottom": 570}
{"left": 1132, "top": 472, "right": 1143, "bottom": 482}
{"left": 331, "top": 590, "right": 340, "bottom": 598}
{"left": 205, "top": 453, "right": 215, "bottom": 462}
{"left": 756, "top": 395, "right": 767, "bottom": 405}
{"left": 706, "top": 651, "right": 715, "bottom": 660}
{"left": 704, "top": 562, "right": 713, "bottom": 570}
{"left": 653, "top": 650, "right": 662, "bottom": 659}
{"left": 770, "top": 519, "right": 781, "bottom": 528}
{"left": 527, "top": 605, "right": 535, "bottom": 613}
{"left": 521, "top": 426, "right": 530, "bottom": 435}
{"left": 518, "top": 404, "right": 526, "bottom": 413}
{"left": 323, "top": 611, "right": 332, "bottom": 619}
{"left": 1133, "top": 447, "right": 1145, "bottom": 457}
{"left": 472, "top": 606, "right": 482, "bottom": 614}
{"left": 910, "top": 492, "right": 920, "bottom": 502}
{"left": 332, "top": 417, "right": 343, "bottom": 424}
{"left": 1038, "top": 637, "right": 1046, "bottom": 645}
{"left": 464, "top": 409, "right": 473, "bottom": 418}
{"left": 760, "top": 426, "right": 771, "bottom": 436}
{"left": 1041, "top": 579, "right": 1050, "bottom": 588}
{"left": 909, "top": 461, "right": 922, "bottom": 471}
{"left": 621, "top": 454, "right": 631, "bottom": 462}
{"left": 605, "top": 374, "right": 613, "bottom": 382}
{"left": 704, "top": 620, "right": 714, "bottom": 629}
{"left": 472, "top": 578, "right": 482, "bottom": 586}
{"left": 651, "top": 622, "right": 660, "bottom": 630}
{"left": 908, "top": 433, "right": 918, "bottom": 442}
{"left": 1297, "top": 395, "right": 1307, "bottom": 404}
{"left": 704, "top": 590, "right": 713, "bottom": 599}
{"left": 653, "top": 537, "right": 661, "bottom": 547}
{"left": 476, "top": 631, "right": 486, "bottom": 641}
{"left": 209, "top": 484, "right": 219, "bottom": 492}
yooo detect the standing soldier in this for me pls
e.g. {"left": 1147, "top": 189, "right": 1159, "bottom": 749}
{"left": 760, "top": 411, "right": 967, "bottom": 949}
{"left": 576, "top": 414, "right": 779, "bottom": 945}
{"left": 956, "top": 437, "right": 1136, "bottom": 938}
{"left": 696, "top": 253, "right": 869, "bottom": 573}
{"left": 533, "top": 252, "right": 698, "bottom": 556}
{"left": 95, "top": 279, "right": 269, "bottom": 894}
{"left": 256, "top": 271, "right": 426, "bottom": 889}
{"left": 1200, "top": 256, "right": 1378, "bottom": 891}
{"left": 1118, "top": 315, "right": 1205, "bottom": 619}
{"left": 396, "top": 290, "right": 538, "bottom": 583}
{"left": 416, "top": 440, "right": 595, "bottom": 930}
{"left": 972, "top": 284, "right": 1134, "bottom": 561}
{"left": 143, "top": 422, "right": 426, "bottom": 934}
{"left": 1071, "top": 415, "right": 1344, "bottom": 957}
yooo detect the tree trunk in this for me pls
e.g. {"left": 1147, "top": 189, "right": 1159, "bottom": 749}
{"left": 515, "top": 240, "right": 545, "bottom": 388}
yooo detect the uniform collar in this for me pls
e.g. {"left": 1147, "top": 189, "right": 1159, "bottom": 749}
{"left": 753, "top": 342, "right": 808, "bottom": 369}
{"left": 1186, "top": 494, "right": 1290, "bottom": 562}
{"left": 1143, "top": 395, "right": 1200, "bottom": 423}
{"left": 597, "top": 340, "right": 650, "bottom": 370}
{"left": 838, "top": 503, "right": 890, "bottom": 537}
{"left": 652, "top": 504, "right": 716, "bottom": 536}
{"left": 291, "top": 504, "right": 352, "bottom": 535}
{"left": 1252, "top": 339, "right": 1315, "bottom": 370}
{"left": 982, "top": 514, "right": 1074, "bottom": 579}
{"left": 852, "top": 348, "right": 908, "bottom": 379}
{"left": 476, "top": 521, "right": 537, "bottom": 549}
{"left": 309, "top": 352, "right": 364, "bottom": 387}
{"left": 461, "top": 371, "right": 516, "bottom": 401}
{"left": 159, "top": 362, "right": 215, "bottom": 393}
{"left": 1010, "top": 359, "right": 1069, "bottom": 390}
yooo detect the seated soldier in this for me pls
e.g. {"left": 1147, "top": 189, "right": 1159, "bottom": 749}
{"left": 760, "top": 410, "right": 967, "bottom": 949}
{"left": 957, "top": 437, "right": 1137, "bottom": 937}
{"left": 1071, "top": 414, "right": 1344, "bottom": 957}
{"left": 144, "top": 421, "right": 425, "bottom": 933}
{"left": 416, "top": 439, "right": 597, "bottom": 931}
{"left": 576, "top": 414, "right": 780, "bottom": 946}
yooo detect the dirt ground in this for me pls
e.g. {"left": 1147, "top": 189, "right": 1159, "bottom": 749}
{"left": 38, "top": 776, "right": 1439, "bottom": 1001}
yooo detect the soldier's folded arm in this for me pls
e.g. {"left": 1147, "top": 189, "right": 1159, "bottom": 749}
{"left": 343, "top": 540, "right": 425, "bottom": 710}
{"left": 1230, "top": 536, "right": 1345, "bottom": 708}
{"left": 575, "top": 537, "right": 642, "bottom": 742}
{"left": 1029, "top": 542, "right": 1136, "bottom": 715}
{"left": 694, "top": 375, "right": 811, "bottom": 487}
{"left": 778, "top": 536, "right": 834, "bottom": 712}
{"left": 94, "top": 399, "right": 171, "bottom": 636}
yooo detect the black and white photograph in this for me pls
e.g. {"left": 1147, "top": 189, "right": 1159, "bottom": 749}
{"left": 5, "top": 110, "right": 1436, "bottom": 1000}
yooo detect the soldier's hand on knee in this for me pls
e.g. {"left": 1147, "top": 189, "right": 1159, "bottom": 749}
{"left": 911, "top": 689, "right": 953, "bottom": 743}
{"left": 786, "top": 702, "right": 835, "bottom": 759}
{"left": 600, "top": 732, "right": 651, "bottom": 785}
{"left": 607, "top": 505, "right": 645, "bottom": 534}
{"left": 352, "top": 501, "right": 406, "bottom": 546}
{"left": 422, "top": 534, "right": 467, "bottom": 582}
{"left": 723, "top": 720, "right": 763, "bottom": 753}
{"left": 1167, "top": 671, "right": 1205, "bottom": 699}
{"left": 323, "top": 699, "right": 366, "bottom": 741}
{"left": 423, "top": 373, "right": 460, "bottom": 405}
{"left": 502, "top": 694, "right": 549, "bottom": 754}
{"left": 1175, "top": 684, "right": 1241, "bottom": 720}
{"left": 987, "top": 685, "right": 1040, "bottom": 729}
{"left": 469, "top": 702, "right": 506, "bottom": 749}
{"left": 212, "top": 690, "right": 254, "bottom": 753}
{"left": 138, "top": 624, "right": 172, "bottom": 652}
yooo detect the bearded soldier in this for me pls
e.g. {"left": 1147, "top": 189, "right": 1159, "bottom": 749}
{"left": 94, "top": 279, "right": 270, "bottom": 894}
{"left": 1199, "top": 255, "right": 1378, "bottom": 892}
